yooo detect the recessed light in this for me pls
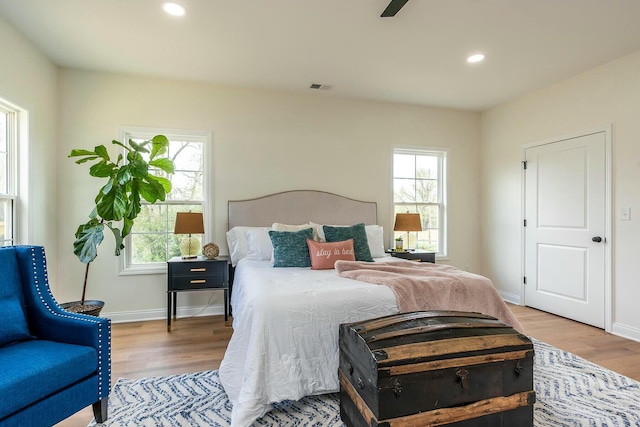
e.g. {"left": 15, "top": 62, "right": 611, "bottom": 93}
{"left": 467, "top": 53, "right": 485, "bottom": 63}
{"left": 162, "top": 2, "right": 187, "bottom": 16}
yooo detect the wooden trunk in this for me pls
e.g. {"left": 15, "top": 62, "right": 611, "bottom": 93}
{"left": 339, "top": 311, "right": 535, "bottom": 427}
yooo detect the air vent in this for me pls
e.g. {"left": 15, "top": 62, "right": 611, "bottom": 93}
{"left": 309, "top": 83, "right": 332, "bottom": 91}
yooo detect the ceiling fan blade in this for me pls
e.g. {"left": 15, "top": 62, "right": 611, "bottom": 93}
{"left": 381, "top": 0, "right": 410, "bottom": 17}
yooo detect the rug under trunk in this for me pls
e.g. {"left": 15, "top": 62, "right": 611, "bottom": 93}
{"left": 89, "top": 339, "right": 640, "bottom": 426}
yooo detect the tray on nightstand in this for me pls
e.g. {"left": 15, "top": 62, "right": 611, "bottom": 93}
{"left": 385, "top": 249, "right": 435, "bottom": 263}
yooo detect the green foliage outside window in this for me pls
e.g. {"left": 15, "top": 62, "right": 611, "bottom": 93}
{"left": 393, "top": 152, "right": 442, "bottom": 252}
{"left": 130, "top": 204, "right": 202, "bottom": 263}
{"left": 127, "top": 139, "right": 205, "bottom": 265}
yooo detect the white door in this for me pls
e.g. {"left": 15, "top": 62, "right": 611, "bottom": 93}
{"left": 524, "top": 131, "right": 607, "bottom": 328}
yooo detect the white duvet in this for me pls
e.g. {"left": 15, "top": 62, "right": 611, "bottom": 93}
{"left": 218, "top": 258, "right": 399, "bottom": 427}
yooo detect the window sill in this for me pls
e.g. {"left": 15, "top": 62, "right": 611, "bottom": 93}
{"left": 119, "top": 264, "right": 168, "bottom": 276}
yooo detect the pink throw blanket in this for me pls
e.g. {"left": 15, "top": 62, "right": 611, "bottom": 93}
{"left": 335, "top": 260, "right": 524, "bottom": 333}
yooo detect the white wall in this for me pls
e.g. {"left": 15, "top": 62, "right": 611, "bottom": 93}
{"left": 57, "top": 69, "right": 481, "bottom": 320}
{"left": 0, "top": 15, "right": 59, "bottom": 287}
{"left": 481, "top": 49, "right": 640, "bottom": 340}
{"left": 6, "top": 2, "right": 640, "bottom": 334}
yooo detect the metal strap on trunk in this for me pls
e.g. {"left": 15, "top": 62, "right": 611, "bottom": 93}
{"left": 384, "top": 349, "right": 533, "bottom": 375}
{"left": 366, "top": 321, "right": 510, "bottom": 343}
{"left": 352, "top": 311, "right": 498, "bottom": 334}
{"left": 385, "top": 391, "right": 535, "bottom": 427}
{"left": 340, "top": 368, "right": 535, "bottom": 427}
{"left": 376, "top": 334, "right": 531, "bottom": 365}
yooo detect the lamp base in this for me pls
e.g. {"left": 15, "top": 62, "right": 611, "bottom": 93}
{"left": 180, "top": 236, "right": 201, "bottom": 259}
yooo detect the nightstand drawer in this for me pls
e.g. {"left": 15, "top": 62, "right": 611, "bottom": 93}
{"left": 171, "top": 273, "right": 227, "bottom": 290}
{"left": 170, "top": 261, "right": 226, "bottom": 277}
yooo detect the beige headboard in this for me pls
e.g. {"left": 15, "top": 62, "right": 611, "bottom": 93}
{"left": 228, "top": 190, "right": 377, "bottom": 229}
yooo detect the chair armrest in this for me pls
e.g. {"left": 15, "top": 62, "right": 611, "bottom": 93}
{"left": 14, "top": 246, "right": 111, "bottom": 399}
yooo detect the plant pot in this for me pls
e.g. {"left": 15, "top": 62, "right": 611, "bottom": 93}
{"left": 60, "top": 300, "right": 105, "bottom": 317}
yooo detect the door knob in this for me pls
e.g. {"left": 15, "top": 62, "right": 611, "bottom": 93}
{"left": 592, "top": 236, "right": 602, "bottom": 243}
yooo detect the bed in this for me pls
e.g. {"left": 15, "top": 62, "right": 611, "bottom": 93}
{"left": 218, "top": 190, "right": 519, "bottom": 427}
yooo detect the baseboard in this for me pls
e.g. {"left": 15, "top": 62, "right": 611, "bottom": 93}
{"left": 101, "top": 304, "right": 225, "bottom": 324}
{"left": 611, "top": 322, "right": 640, "bottom": 343}
{"left": 498, "top": 290, "right": 521, "bottom": 305}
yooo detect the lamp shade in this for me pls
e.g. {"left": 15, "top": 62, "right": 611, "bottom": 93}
{"left": 393, "top": 213, "right": 422, "bottom": 232}
{"left": 174, "top": 212, "right": 204, "bottom": 234}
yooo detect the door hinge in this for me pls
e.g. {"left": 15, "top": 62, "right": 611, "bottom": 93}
{"left": 522, "top": 161, "right": 527, "bottom": 170}
{"left": 523, "top": 219, "right": 527, "bottom": 227}
{"left": 523, "top": 276, "right": 527, "bottom": 285}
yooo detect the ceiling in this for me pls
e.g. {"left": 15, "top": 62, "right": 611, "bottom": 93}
{"left": 1, "top": 0, "right": 640, "bottom": 111}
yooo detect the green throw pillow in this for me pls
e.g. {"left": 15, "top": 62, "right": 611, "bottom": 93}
{"left": 323, "top": 223, "right": 373, "bottom": 262}
{"left": 269, "top": 228, "right": 314, "bottom": 267}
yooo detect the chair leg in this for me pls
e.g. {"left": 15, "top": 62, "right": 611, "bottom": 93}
{"left": 92, "top": 397, "right": 108, "bottom": 423}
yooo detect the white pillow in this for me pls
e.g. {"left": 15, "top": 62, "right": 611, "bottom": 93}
{"left": 309, "top": 222, "right": 387, "bottom": 258}
{"left": 272, "top": 222, "right": 309, "bottom": 232}
{"left": 309, "top": 222, "right": 327, "bottom": 241}
{"left": 365, "top": 224, "right": 386, "bottom": 258}
{"left": 226, "top": 226, "right": 270, "bottom": 266}
{"left": 244, "top": 228, "right": 274, "bottom": 261}
{"left": 272, "top": 222, "right": 318, "bottom": 241}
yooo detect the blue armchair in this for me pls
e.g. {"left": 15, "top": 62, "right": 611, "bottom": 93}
{"left": 0, "top": 246, "right": 110, "bottom": 426}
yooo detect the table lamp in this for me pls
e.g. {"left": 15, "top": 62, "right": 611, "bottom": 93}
{"left": 393, "top": 213, "right": 422, "bottom": 250}
{"left": 174, "top": 212, "right": 205, "bottom": 259}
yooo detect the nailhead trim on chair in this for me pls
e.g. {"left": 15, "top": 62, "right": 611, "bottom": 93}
{"left": 26, "top": 246, "right": 112, "bottom": 398}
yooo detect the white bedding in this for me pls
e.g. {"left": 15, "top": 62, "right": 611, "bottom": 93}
{"left": 218, "top": 258, "right": 399, "bottom": 427}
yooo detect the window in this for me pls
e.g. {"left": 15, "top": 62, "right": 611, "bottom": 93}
{"left": 393, "top": 149, "right": 447, "bottom": 256}
{"left": 121, "top": 128, "right": 210, "bottom": 273}
{"left": 0, "top": 101, "right": 16, "bottom": 246}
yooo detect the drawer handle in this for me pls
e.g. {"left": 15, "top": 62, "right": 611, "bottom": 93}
{"left": 190, "top": 280, "right": 207, "bottom": 284}
{"left": 190, "top": 268, "right": 206, "bottom": 272}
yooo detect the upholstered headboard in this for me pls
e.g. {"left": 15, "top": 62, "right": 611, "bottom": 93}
{"left": 228, "top": 190, "right": 377, "bottom": 229}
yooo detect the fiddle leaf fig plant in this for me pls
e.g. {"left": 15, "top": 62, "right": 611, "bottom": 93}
{"left": 69, "top": 135, "right": 175, "bottom": 306}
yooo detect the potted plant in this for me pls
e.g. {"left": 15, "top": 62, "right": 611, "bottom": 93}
{"left": 64, "top": 135, "right": 175, "bottom": 316}
{"left": 394, "top": 237, "right": 404, "bottom": 251}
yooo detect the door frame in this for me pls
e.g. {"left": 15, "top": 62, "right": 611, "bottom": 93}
{"left": 520, "top": 125, "right": 612, "bottom": 332}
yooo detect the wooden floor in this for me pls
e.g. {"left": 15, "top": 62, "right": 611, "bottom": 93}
{"left": 56, "top": 305, "right": 640, "bottom": 427}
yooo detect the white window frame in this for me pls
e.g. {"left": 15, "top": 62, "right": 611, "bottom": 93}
{"left": 0, "top": 100, "right": 19, "bottom": 246}
{"left": 392, "top": 147, "right": 448, "bottom": 258}
{"left": 119, "top": 126, "right": 212, "bottom": 275}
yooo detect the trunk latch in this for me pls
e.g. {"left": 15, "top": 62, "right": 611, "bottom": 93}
{"left": 456, "top": 368, "right": 470, "bottom": 392}
{"left": 393, "top": 379, "right": 403, "bottom": 398}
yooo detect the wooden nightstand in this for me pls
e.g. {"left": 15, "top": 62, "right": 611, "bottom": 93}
{"left": 167, "top": 256, "right": 230, "bottom": 332}
{"left": 386, "top": 250, "right": 436, "bottom": 263}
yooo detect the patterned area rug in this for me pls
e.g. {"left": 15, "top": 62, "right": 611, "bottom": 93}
{"left": 89, "top": 339, "right": 640, "bottom": 426}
